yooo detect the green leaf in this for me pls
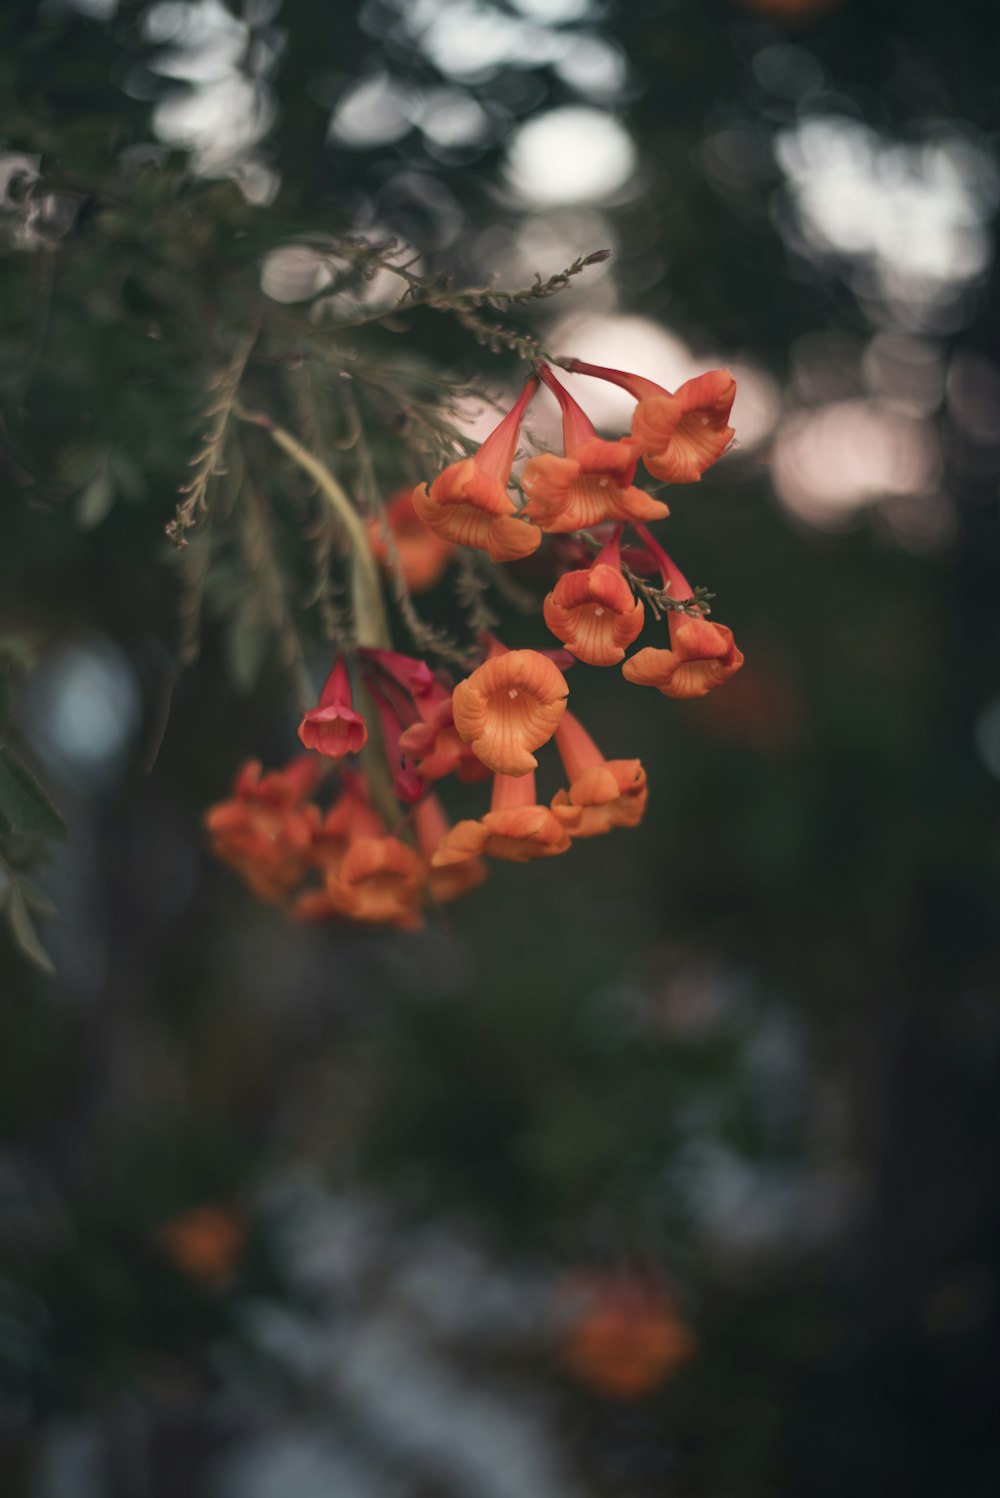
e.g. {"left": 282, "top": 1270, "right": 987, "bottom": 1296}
{"left": 109, "top": 448, "right": 146, "bottom": 501}
{"left": 0, "top": 748, "right": 68, "bottom": 841}
{"left": 76, "top": 459, "right": 115, "bottom": 530}
{"left": 225, "top": 605, "right": 271, "bottom": 694}
{"left": 0, "top": 876, "right": 55, "bottom": 977}
{"left": 17, "top": 877, "right": 57, "bottom": 920}
{"left": 0, "top": 670, "right": 7, "bottom": 733}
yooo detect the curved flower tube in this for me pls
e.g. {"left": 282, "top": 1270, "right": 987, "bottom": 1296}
{"left": 566, "top": 358, "right": 736, "bottom": 484}
{"left": 520, "top": 365, "right": 668, "bottom": 533}
{"left": 622, "top": 526, "right": 743, "bottom": 698}
{"left": 412, "top": 378, "right": 542, "bottom": 562}
{"left": 551, "top": 713, "right": 648, "bottom": 836}
{"left": 432, "top": 769, "right": 579, "bottom": 865}
{"left": 413, "top": 793, "right": 488, "bottom": 903}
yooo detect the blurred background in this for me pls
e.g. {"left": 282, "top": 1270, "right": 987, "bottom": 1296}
{"left": 2, "top": 0, "right": 1000, "bottom": 1493}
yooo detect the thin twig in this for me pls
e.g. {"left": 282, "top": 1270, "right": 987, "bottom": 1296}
{"left": 167, "top": 322, "right": 260, "bottom": 547}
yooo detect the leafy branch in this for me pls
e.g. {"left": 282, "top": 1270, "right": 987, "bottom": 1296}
{"left": 578, "top": 531, "right": 715, "bottom": 619}
{"left": 166, "top": 323, "right": 259, "bottom": 548}
{"left": 308, "top": 239, "right": 610, "bottom": 359}
{"left": 0, "top": 652, "right": 66, "bottom": 976}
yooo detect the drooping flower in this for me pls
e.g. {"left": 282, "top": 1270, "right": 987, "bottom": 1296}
{"left": 521, "top": 365, "right": 669, "bottom": 533}
{"left": 205, "top": 756, "right": 323, "bottom": 903}
{"left": 413, "top": 793, "right": 488, "bottom": 904}
{"left": 559, "top": 1273, "right": 696, "bottom": 1399}
{"left": 543, "top": 527, "right": 645, "bottom": 666}
{"left": 451, "top": 646, "right": 569, "bottom": 776}
{"left": 432, "top": 768, "right": 579, "bottom": 865}
{"left": 307, "top": 770, "right": 383, "bottom": 876}
{"left": 321, "top": 834, "right": 426, "bottom": 929}
{"left": 297, "top": 657, "right": 368, "bottom": 758}
{"left": 624, "top": 617, "right": 743, "bottom": 699}
{"left": 398, "top": 694, "right": 493, "bottom": 783}
{"left": 289, "top": 767, "right": 424, "bottom": 929}
{"left": 359, "top": 647, "right": 491, "bottom": 786}
{"left": 622, "top": 526, "right": 743, "bottom": 699}
{"left": 412, "top": 378, "right": 542, "bottom": 562}
{"left": 364, "top": 678, "right": 426, "bottom": 804}
{"left": 368, "top": 488, "right": 454, "bottom": 593}
{"left": 357, "top": 647, "right": 441, "bottom": 711}
{"left": 567, "top": 359, "right": 737, "bottom": 484}
{"left": 551, "top": 712, "right": 647, "bottom": 836}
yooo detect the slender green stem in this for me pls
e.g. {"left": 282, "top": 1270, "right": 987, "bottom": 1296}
{"left": 234, "top": 404, "right": 391, "bottom": 650}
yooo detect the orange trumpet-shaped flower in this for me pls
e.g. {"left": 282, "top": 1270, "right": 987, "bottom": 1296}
{"left": 205, "top": 756, "right": 322, "bottom": 903}
{"left": 624, "top": 617, "right": 743, "bottom": 699}
{"left": 307, "top": 771, "right": 383, "bottom": 875}
{"left": 412, "top": 378, "right": 542, "bottom": 562}
{"left": 432, "top": 769, "right": 579, "bottom": 865}
{"left": 551, "top": 713, "right": 647, "bottom": 837}
{"left": 543, "top": 528, "right": 645, "bottom": 666}
{"left": 451, "top": 646, "right": 569, "bottom": 776}
{"left": 622, "top": 527, "right": 743, "bottom": 698}
{"left": 298, "top": 833, "right": 425, "bottom": 929}
{"left": 413, "top": 794, "right": 488, "bottom": 904}
{"left": 567, "top": 359, "right": 736, "bottom": 484}
{"left": 521, "top": 366, "right": 668, "bottom": 533}
{"left": 560, "top": 1274, "right": 696, "bottom": 1400}
{"left": 298, "top": 657, "right": 368, "bottom": 758}
{"left": 359, "top": 648, "right": 489, "bottom": 785}
{"left": 327, "top": 835, "right": 425, "bottom": 928}
{"left": 368, "top": 488, "right": 454, "bottom": 593}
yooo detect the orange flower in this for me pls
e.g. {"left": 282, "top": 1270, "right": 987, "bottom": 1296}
{"left": 156, "top": 1205, "right": 244, "bottom": 1286}
{"left": 521, "top": 365, "right": 668, "bottom": 532}
{"left": 205, "top": 757, "right": 322, "bottom": 903}
{"left": 551, "top": 713, "right": 647, "bottom": 836}
{"left": 398, "top": 696, "right": 492, "bottom": 783}
{"left": 624, "top": 618, "right": 744, "bottom": 699}
{"left": 298, "top": 657, "right": 368, "bottom": 759}
{"left": 368, "top": 488, "right": 454, "bottom": 593}
{"left": 451, "top": 646, "right": 569, "bottom": 776}
{"left": 412, "top": 379, "right": 542, "bottom": 562}
{"left": 432, "top": 769, "right": 579, "bottom": 864}
{"left": 359, "top": 648, "right": 490, "bottom": 786}
{"left": 543, "top": 527, "right": 644, "bottom": 666}
{"left": 308, "top": 771, "right": 383, "bottom": 875}
{"left": 567, "top": 359, "right": 736, "bottom": 484}
{"left": 622, "top": 526, "right": 743, "bottom": 699}
{"left": 560, "top": 1274, "right": 696, "bottom": 1400}
{"left": 309, "top": 835, "right": 426, "bottom": 930}
{"left": 413, "top": 794, "right": 488, "bottom": 904}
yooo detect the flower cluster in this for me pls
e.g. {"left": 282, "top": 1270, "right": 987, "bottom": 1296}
{"left": 206, "top": 358, "right": 741, "bottom": 928}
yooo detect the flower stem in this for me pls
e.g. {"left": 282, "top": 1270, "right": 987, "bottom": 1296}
{"left": 234, "top": 404, "right": 391, "bottom": 650}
